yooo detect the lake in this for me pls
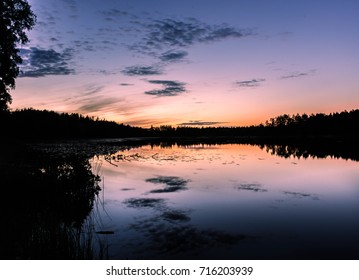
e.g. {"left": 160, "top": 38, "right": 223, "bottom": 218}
{"left": 91, "top": 141, "right": 359, "bottom": 259}
{"left": 1, "top": 139, "right": 359, "bottom": 259}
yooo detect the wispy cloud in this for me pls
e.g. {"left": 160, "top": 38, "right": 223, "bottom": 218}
{"left": 177, "top": 120, "right": 226, "bottom": 126}
{"left": 235, "top": 78, "right": 266, "bottom": 88}
{"left": 145, "top": 80, "right": 186, "bottom": 97}
{"left": 63, "top": 0, "right": 77, "bottom": 11}
{"left": 19, "top": 47, "right": 75, "bottom": 78}
{"left": 126, "top": 117, "right": 175, "bottom": 127}
{"left": 82, "top": 84, "right": 104, "bottom": 96}
{"left": 159, "top": 50, "right": 188, "bottom": 62}
{"left": 77, "top": 97, "right": 120, "bottom": 113}
{"left": 122, "top": 65, "right": 163, "bottom": 76}
{"left": 100, "top": 8, "right": 129, "bottom": 20}
{"left": 280, "top": 70, "right": 316, "bottom": 80}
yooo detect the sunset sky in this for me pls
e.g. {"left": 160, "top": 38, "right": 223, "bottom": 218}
{"left": 12, "top": 0, "right": 359, "bottom": 127}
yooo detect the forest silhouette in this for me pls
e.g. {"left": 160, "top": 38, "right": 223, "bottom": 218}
{"left": 2, "top": 107, "right": 359, "bottom": 140}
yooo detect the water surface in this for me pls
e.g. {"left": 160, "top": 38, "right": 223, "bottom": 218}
{"left": 90, "top": 143, "right": 359, "bottom": 259}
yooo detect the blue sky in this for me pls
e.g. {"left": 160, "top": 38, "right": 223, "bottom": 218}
{"left": 12, "top": 0, "right": 359, "bottom": 127}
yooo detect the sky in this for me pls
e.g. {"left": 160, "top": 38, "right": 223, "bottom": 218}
{"left": 11, "top": 0, "right": 359, "bottom": 127}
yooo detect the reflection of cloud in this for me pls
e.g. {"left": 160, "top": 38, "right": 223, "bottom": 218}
{"left": 146, "top": 176, "right": 188, "bottom": 193}
{"left": 177, "top": 120, "right": 226, "bottom": 126}
{"left": 123, "top": 174, "right": 250, "bottom": 258}
{"left": 129, "top": 217, "right": 248, "bottom": 257}
{"left": 122, "top": 65, "right": 163, "bottom": 76}
{"left": 19, "top": 47, "right": 75, "bottom": 77}
{"left": 121, "top": 188, "right": 135, "bottom": 191}
{"left": 162, "top": 210, "right": 191, "bottom": 223}
{"left": 280, "top": 70, "right": 316, "bottom": 80}
{"left": 237, "top": 183, "right": 267, "bottom": 192}
{"left": 145, "top": 80, "right": 186, "bottom": 97}
{"left": 146, "top": 176, "right": 189, "bottom": 187}
{"left": 149, "top": 186, "right": 187, "bottom": 193}
{"left": 159, "top": 50, "right": 188, "bottom": 62}
{"left": 235, "top": 78, "right": 266, "bottom": 88}
{"left": 124, "top": 198, "right": 166, "bottom": 209}
{"left": 283, "top": 191, "right": 319, "bottom": 200}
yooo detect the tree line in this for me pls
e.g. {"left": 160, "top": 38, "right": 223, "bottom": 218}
{"left": 148, "top": 109, "right": 359, "bottom": 138}
{"left": 1, "top": 108, "right": 145, "bottom": 140}
{"left": 1, "top": 108, "right": 359, "bottom": 140}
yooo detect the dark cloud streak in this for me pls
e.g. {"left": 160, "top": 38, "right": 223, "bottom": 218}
{"left": 235, "top": 78, "right": 266, "bottom": 88}
{"left": 159, "top": 50, "right": 188, "bottom": 62}
{"left": 122, "top": 65, "right": 163, "bottom": 76}
{"left": 280, "top": 70, "right": 316, "bottom": 80}
{"left": 177, "top": 120, "right": 226, "bottom": 126}
{"left": 145, "top": 80, "right": 186, "bottom": 97}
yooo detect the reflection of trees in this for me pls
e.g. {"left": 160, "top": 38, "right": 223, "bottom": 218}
{"left": 0, "top": 143, "right": 102, "bottom": 259}
{"left": 260, "top": 140, "right": 359, "bottom": 162}
{"left": 262, "top": 144, "right": 310, "bottom": 159}
{"left": 102, "top": 138, "right": 359, "bottom": 163}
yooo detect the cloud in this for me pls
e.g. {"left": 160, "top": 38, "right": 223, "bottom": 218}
{"left": 235, "top": 78, "right": 266, "bottom": 88}
{"left": 126, "top": 117, "right": 176, "bottom": 127}
{"left": 82, "top": 84, "right": 104, "bottom": 96}
{"left": 148, "top": 80, "right": 184, "bottom": 87}
{"left": 159, "top": 50, "right": 188, "bottom": 62}
{"left": 122, "top": 65, "right": 163, "bottom": 76}
{"left": 120, "top": 83, "right": 134, "bottom": 86}
{"left": 19, "top": 47, "right": 75, "bottom": 78}
{"left": 145, "top": 80, "right": 186, "bottom": 97}
{"left": 100, "top": 8, "right": 129, "bottom": 19}
{"left": 130, "top": 18, "right": 252, "bottom": 54}
{"left": 149, "top": 19, "right": 249, "bottom": 47}
{"left": 280, "top": 70, "right": 316, "bottom": 80}
{"left": 281, "top": 72, "right": 307, "bottom": 79}
{"left": 177, "top": 120, "right": 226, "bottom": 126}
{"left": 77, "top": 97, "right": 120, "bottom": 113}
{"left": 63, "top": 0, "right": 77, "bottom": 11}
{"left": 202, "top": 25, "right": 250, "bottom": 42}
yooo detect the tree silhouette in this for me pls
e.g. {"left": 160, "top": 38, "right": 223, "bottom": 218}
{"left": 0, "top": 0, "right": 36, "bottom": 111}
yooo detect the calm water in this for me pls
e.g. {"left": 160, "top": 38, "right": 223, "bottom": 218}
{"left": 89, "top": 143, "right": 359, "bottom": 259}
{"left": 1, "top": 140, "right": 359, "bottom": 259}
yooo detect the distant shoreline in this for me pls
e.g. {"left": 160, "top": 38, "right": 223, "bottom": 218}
{"left": 2, "top": 108, "right": 359, "bottom": 141}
